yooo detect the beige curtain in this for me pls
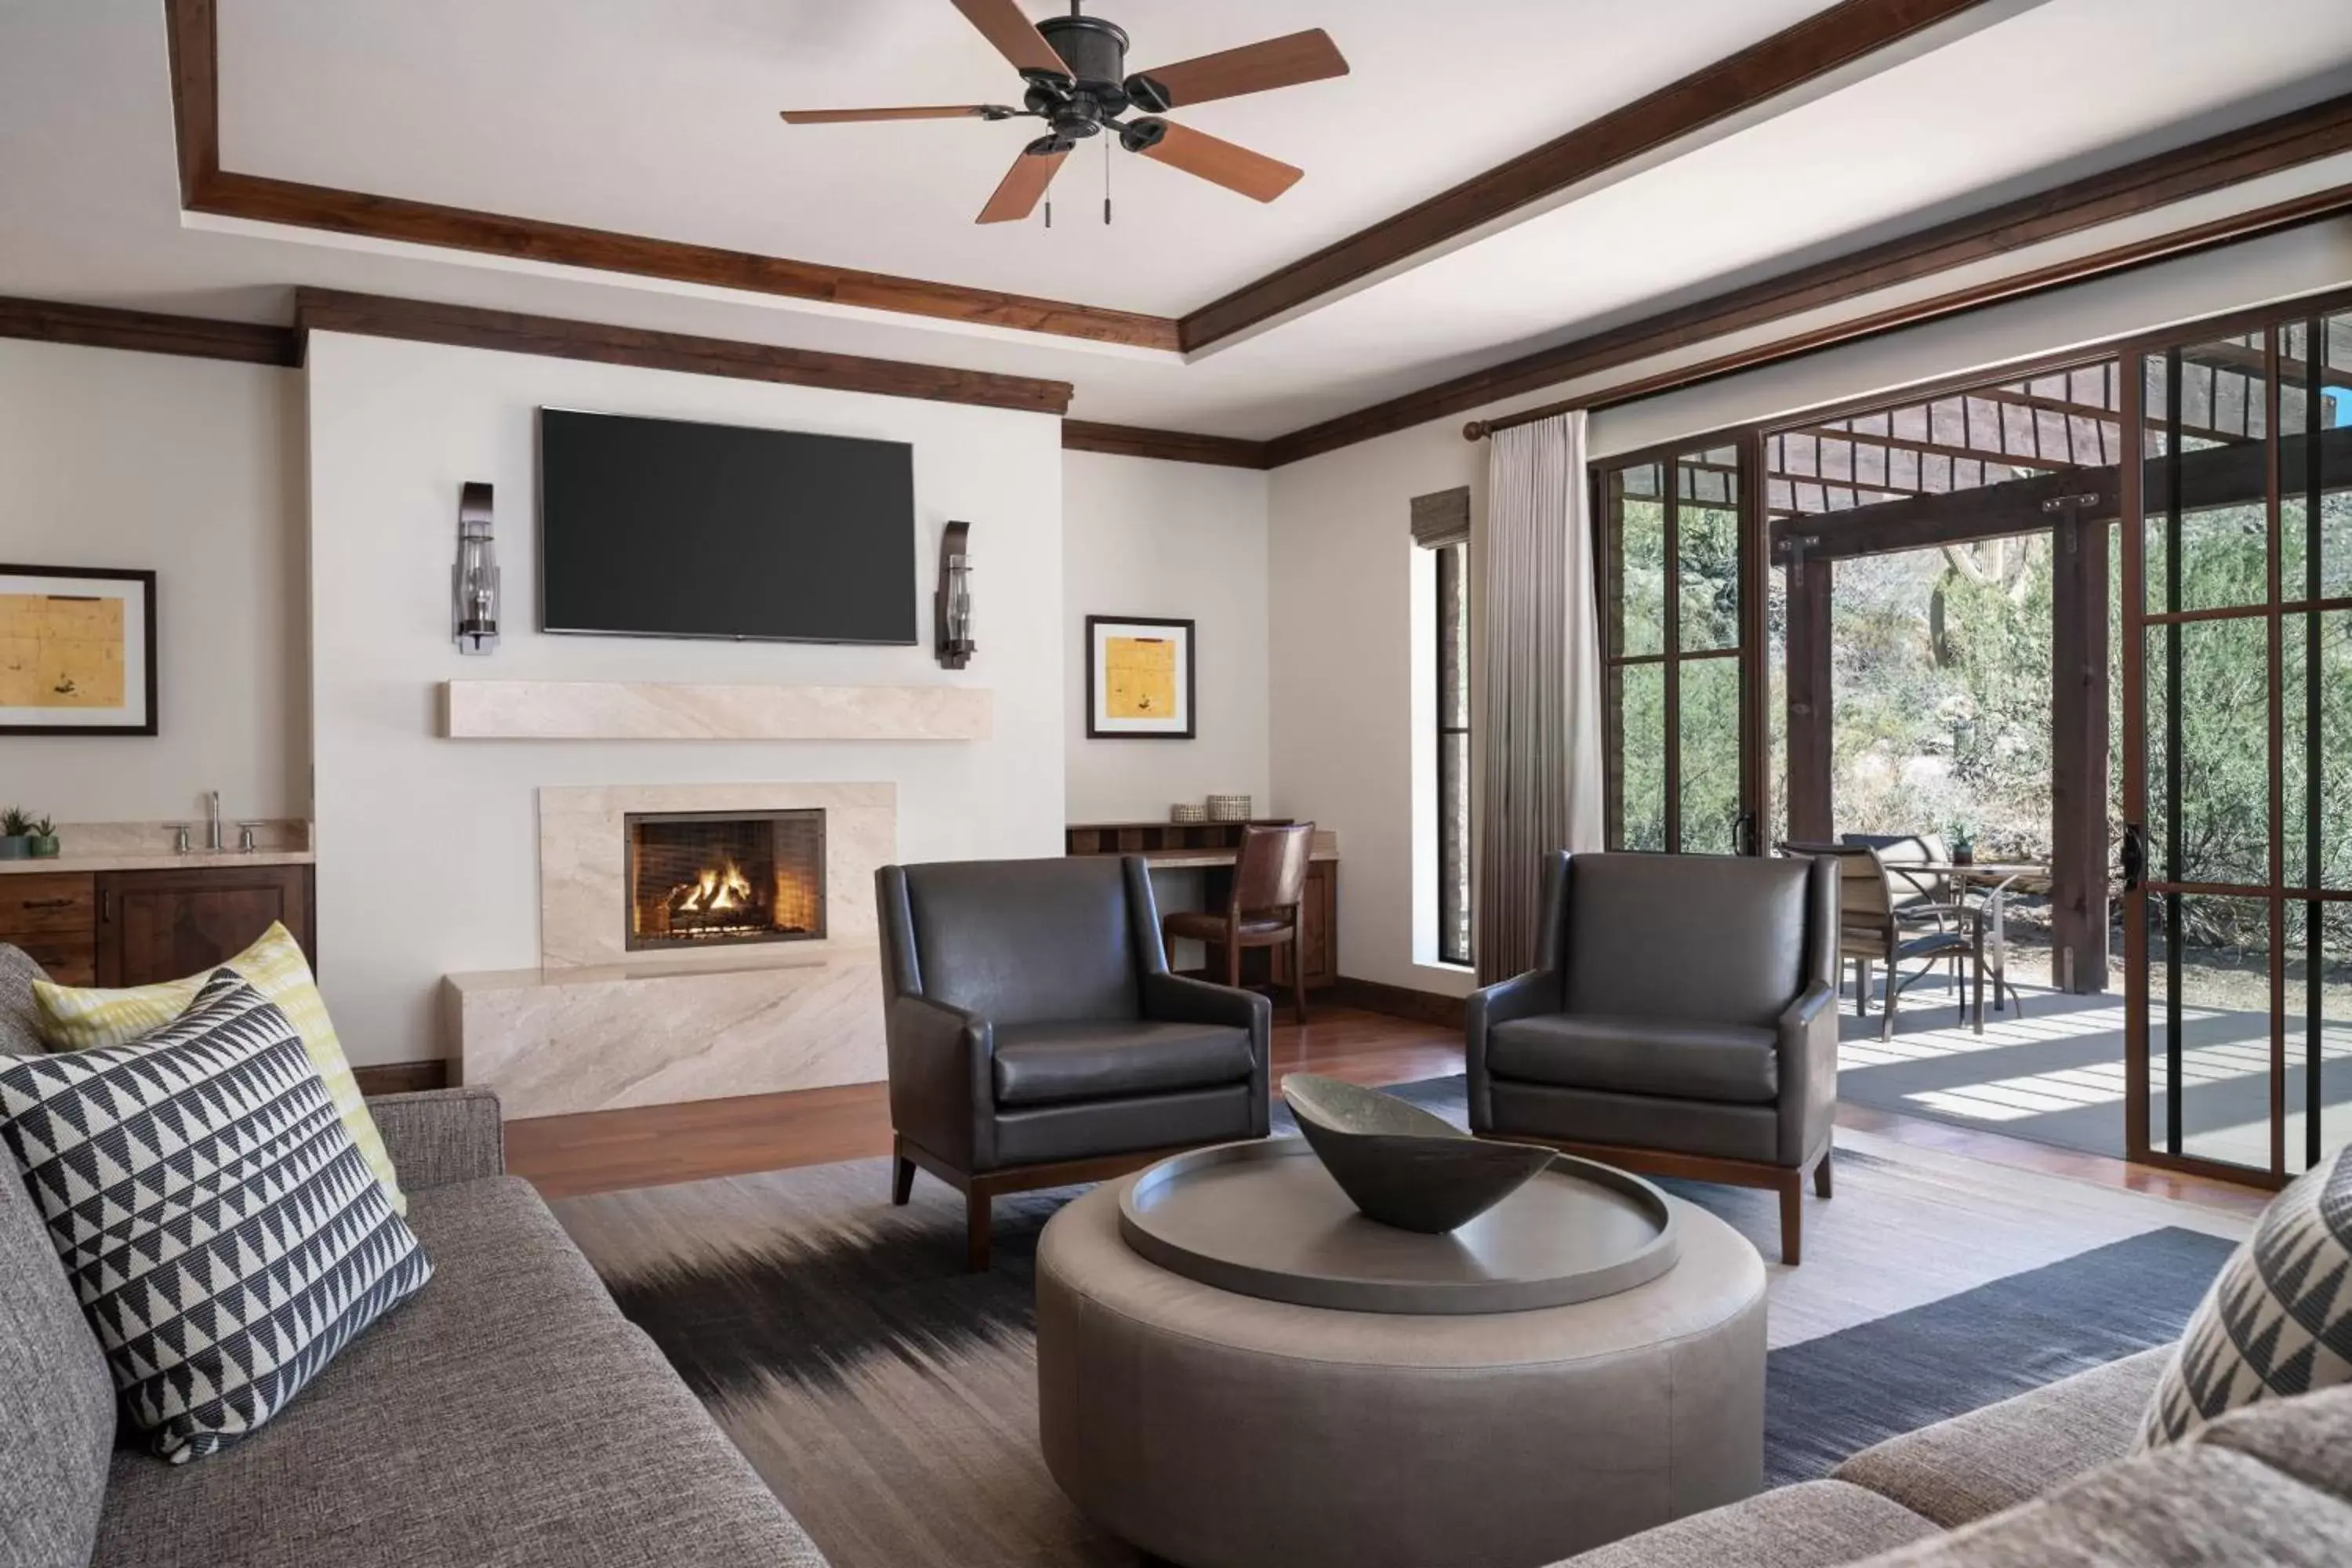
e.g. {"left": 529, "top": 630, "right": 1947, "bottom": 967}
{"left": 1476, "top": 411, "right": 1603, "bottom": 982}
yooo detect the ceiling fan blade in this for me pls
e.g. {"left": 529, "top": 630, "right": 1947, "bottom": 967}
{"left": 977, "top": 147, "right": 1069, "bottom": 224}
{"left": 780, "top": 105, "right": 1007, "bottom": 124}
{"left": 950, "top": 0, "right": 1069, "bottom": 79}
{"left": 1126, "top": 29, "right": 1348, "bottom": 111}
{"left": 1128, "top": 119, "right": 1302, "bottom": 203}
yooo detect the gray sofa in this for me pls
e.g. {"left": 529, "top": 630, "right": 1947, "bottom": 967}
{"left": 0, "top": 950, "right": 827, "bottom": 1568}
{"left": 1555, "top": 1348, "right": 2352, "bottom": 1566}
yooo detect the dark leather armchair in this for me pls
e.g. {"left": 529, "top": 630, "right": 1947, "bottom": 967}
{"left": 877, "top": 855, "right": 1271, "bottom": 1269}
{"left": 1466, "top": 851, "right": 1841, "bottom": 1264}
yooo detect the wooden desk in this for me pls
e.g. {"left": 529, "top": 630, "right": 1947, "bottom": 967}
{"left": 1065, "top": 820, "right": 1339, "bottom": 991}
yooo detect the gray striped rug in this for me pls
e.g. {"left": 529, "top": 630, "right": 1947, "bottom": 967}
{"left": 551, "top": 1080, "right": 2247, "bottom": 1568}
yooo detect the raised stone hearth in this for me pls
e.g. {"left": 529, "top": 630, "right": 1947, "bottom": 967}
{"left": 445, "top": 782, "right": 894, "bottom": 1120}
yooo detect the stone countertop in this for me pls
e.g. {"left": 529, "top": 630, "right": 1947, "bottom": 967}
{"left": 0, "top": 847, "right": 317, "bottom": 876}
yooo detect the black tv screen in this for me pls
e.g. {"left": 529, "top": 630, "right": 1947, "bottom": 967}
{"left": 539, "top": 408, "right": 917, "bottom": 644}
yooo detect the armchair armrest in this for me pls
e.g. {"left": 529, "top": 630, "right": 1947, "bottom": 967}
{"left": 1465, "top": 969, "right": 1563, "bottom": 1048}
{"left": 1775, "top": 979, "right": 1840, "bottom": 1168}
{"left": 1142, "top": 970, "right": 1271, "bottom": 1035}
{"left": 365, "top": 1086, "right": 505, "bottom": 1190}
{"left": 884, "top": 993, "right": 995, "bottom": 1170}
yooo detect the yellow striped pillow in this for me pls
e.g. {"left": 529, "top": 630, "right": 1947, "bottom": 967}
{"left": 31, "top": 923, "right": 407, "bottom": 1214}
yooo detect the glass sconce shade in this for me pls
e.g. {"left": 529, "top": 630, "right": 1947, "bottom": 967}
{"left": 453, "top": 481, "right": 500, "bottom": 655}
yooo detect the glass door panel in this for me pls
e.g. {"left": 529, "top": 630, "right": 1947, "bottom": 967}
{"left": 2122, "top": 323, "right": 2352, "bottom": 1181}
{"left": 1599, "top": 447, "right": 1755, "bottom": 855}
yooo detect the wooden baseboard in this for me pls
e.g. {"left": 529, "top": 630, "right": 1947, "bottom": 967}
{"left": 1328, "top": 976, "right": 1467, "bottom": 1029}
{"left": 354, "top": 1059, "right": 452, "bottom": 1096}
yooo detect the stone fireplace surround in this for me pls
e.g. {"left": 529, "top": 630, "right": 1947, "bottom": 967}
{"left": 445, "top": 782, "right": 893, "bottom": 1120}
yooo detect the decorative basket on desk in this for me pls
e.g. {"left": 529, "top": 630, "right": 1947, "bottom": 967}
{"left": 1206, "top": 794, "right": 1254, "bottom": 822}
{"left": 1171, "top": 802, "right": 1208, "bottom": 823}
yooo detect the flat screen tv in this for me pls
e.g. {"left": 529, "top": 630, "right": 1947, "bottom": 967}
{"left": 539, "top": 408, "right": 917, "bottom": 644}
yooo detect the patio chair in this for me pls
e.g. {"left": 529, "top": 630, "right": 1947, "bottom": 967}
{"left": 1783, "top": 841, "right": 1982, "bottom": 1041}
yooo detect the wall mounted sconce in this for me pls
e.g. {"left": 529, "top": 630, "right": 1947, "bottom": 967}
{"left": 935, "top": 519, "right": 975, "bottom": 670}
{"left": 452, "top": 481, "right": 500, "bottom": 655}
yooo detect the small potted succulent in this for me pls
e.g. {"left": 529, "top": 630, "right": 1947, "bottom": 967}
{"left": 25, "top": 816, "right": 60, "bottom": 859}
{"left": 1946, "top": 818, "right": 1976, "bottom": 867}
{"left": 0, "top": 808, "right": 30, "bottom": 861}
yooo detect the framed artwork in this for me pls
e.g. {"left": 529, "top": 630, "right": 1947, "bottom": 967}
{"left": 0, "top": 565, "right": 158, "bottom": 736}
{"left": 1086, "top": 615, "right": 1195, "bottom": 739}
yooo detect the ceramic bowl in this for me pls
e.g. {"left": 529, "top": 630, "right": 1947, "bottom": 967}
{"left": 1279, "top": 1073, "right": 1555, "bottom": 1234}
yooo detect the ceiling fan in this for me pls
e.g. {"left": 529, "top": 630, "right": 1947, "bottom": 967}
{"left": 780, "top": 0, "right": 1348, "bottom": 223}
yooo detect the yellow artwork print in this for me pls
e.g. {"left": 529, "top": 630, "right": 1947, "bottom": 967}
{"left": 0, "top": 593, "right": 126, "bottom": 709}
{"left": 1105, "top": 634, "right": 1178, "bottom": 720}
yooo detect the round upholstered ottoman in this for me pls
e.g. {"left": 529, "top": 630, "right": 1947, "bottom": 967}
{"left": 1036, "top": 1175, "right": 1767, "bottom": 1568}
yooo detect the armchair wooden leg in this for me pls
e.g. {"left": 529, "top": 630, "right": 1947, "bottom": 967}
{"left": 1225, "top": 939, "right": 1242, "bottom": 989}
{"left": 965, "top": 1189, "right": 993, "bottom": 1272}
{"left": 891, "top": 1153, "right": 916, "bottom": 1206}
{"left": 1778, "top": 1172, "right": 1803, "bottom": 1267}
{"left": 1814, "top": 1151, "right": 1833, "bottom": 1199}
{"left": 1288, "top": 935, "right": 1308, "bottom": 1025}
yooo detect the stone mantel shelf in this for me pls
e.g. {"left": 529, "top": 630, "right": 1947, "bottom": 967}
{"left": 440, "top": 680, "right": 991, "bottom": 742}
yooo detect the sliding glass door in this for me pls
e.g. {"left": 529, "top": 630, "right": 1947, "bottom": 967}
{"left": 1598, "top": 442, "right": 1759, "bottom": 855}
{"left": 2123, "top": 311, "right": 2352, "bottom": 1180}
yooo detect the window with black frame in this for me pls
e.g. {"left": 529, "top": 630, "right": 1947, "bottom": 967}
{"left": 1599, "top": 447, "right": 1753, "bottom": 855}
{"left": 1438, "top": 539, "right": 1472, "bottom": 964}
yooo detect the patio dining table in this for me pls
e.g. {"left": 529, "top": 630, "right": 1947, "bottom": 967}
{"left": 1910, "top": 861, "right": 2049, "bottom": 1031}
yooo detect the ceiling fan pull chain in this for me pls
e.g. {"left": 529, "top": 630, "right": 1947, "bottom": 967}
{"left": 1104, "top": 137, "right": 1112, "bottom": 226}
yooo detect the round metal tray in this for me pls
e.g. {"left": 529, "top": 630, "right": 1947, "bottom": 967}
{"left": 1116, "top": 1138, "right": 1679, "bottom": 1315}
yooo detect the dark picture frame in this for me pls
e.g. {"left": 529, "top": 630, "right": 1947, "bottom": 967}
{"left": 1085, "top": 615, "right": 1196, "bottom": 740}
{"left": 0, "top": 564, "right": 159, "bottom": 736}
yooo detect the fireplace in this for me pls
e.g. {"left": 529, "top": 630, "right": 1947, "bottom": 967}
{"left": 625, "top": 809, "right": 825, "bottom": 952}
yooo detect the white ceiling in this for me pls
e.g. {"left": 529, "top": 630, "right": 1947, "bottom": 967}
{"left": 4, "top": 0, "right": 2352, "bottom": 442}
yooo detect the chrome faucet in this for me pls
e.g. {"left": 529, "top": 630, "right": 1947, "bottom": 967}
{"left": 205, "top": 791, "right": 223, "bottom": 852}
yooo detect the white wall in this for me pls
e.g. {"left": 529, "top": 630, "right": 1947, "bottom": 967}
{"left": 1269, "top": 420, "right": 1484, "bottom": 998}
{"left": 306, "top": 331, "right": 1065, "bottom": 1065}
{"left": 1267, "top": 222, "right": 2352, "bottom": 996}
{"left": 0, "top": 338, "right": 305, "bottom": 825}
{"left": 1061, "top": 450, "right": 1269, "bottom": 822}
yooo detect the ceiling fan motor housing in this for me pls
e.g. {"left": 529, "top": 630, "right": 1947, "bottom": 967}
{"left": 1029, "top": 13, "right": 1162, "bottom": 141}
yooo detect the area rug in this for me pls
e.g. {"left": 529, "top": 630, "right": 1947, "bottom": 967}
{"left": 552, "top": 1077, "right": 2247, "bottom": 1568}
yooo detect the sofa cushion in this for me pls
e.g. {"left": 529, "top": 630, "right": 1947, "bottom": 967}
{"left": 1561, "top": 853, "right": 1812, "bottom": 1026}
{"left": 32, "top": 920, "right": 408, "bottom": 1214}
{"left": 2138, "top": 1143, "right": 2352, "bottom": 1450}
{"left": 89, "top": 1174, "right": 826, "bottom": 1568}
{"left": 1548, "top": 1480, "right": 1937, "bottom": 1568}
{"left": 1, "top": 1131, "right": 114, "bottom": 1568}
{"left": 1488, "top": 1014, "right": 1779, "bottom": 1104}
{"left": 902, "top": 858, "right": 1143, "bottom": 1026}
{"left": 1833, "top": 1347, "right": 2170, "bottom": 1527}
{"left": 0, "top": 971, "right": 429, "bottom": 1463}
{"left": 1845, "top": 1443, "right": 2352, "bottom": 1566}
{"left": 2195, "top": 1382, "right": 2352, "bottom": 1501}
{"left": 993, "top": 1019, "right": 1255, "bottom": 1107}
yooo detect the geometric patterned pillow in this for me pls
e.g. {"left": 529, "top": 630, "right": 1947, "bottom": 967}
{"left": 0, "top": 970, "right": 430, "bottom": 1463}
{"left": 31, "top": 921, "right": 407, "bottom": 1214}
{"left": 2136, "top": 1143, "right": 2352, "bottom": 1450}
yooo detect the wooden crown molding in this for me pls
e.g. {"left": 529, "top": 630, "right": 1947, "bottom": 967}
{"left": 1176, "top": 0, "right": 2009, "bottom": 350}
{"left": 0, "top": 295, "right": 297, "bottom": 366}
{"left": 162, "top": 1, "right": 1177, "bottom": 353}
{"left": 161, "top": 0, "right": 2013, "bottom": 360}
{"left": 292, "top": 289, "right": 1073, "bottom": 414}
{"left": 1061, "top": 420, "right": 1270, "bottom": 468}
{"left": 1261, "top": 90, "right": 2352, "bottom": 466}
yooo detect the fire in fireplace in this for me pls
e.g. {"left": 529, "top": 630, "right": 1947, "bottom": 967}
{"left": 625, "top": 809, "right": 825, "bottom": 952}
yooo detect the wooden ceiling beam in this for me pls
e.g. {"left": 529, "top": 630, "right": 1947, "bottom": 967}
{"left": 1178, "top": 0, "right": 2012, "bottom": 350}
{"left": 1060, "top": 421, "right": 1272, "bottom": 468}
{"left": 0, "top": 295, "right": 298, "bottom": 366}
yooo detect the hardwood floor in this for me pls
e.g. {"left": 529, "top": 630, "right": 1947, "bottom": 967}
{"left": 503, "top": 1002, "right": 2268, "bottom": 1219}
{"left": 505, "top": 1004, "right": 1464, "bottom": 1200}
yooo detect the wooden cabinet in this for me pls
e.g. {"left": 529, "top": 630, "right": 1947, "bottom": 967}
{"left": 0, "top": 873, "right": 100, "bottom": 985}
{"left": 1272, "top": 860, "right": 1338, "bottom": 990}
{"left": 0, "top": 864, "right": 316, "bottom": 988}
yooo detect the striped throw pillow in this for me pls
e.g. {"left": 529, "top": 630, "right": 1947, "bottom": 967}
{"left": 0, "top": 971, "right": 430, "bottom": 1461}
{"left": 30, "top": 923, "right": 405, "bottom": 1213}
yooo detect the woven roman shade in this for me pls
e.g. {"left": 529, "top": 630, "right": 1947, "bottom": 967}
{"left": 1410, "top": 487, "right": 1472, "bottom": 550}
